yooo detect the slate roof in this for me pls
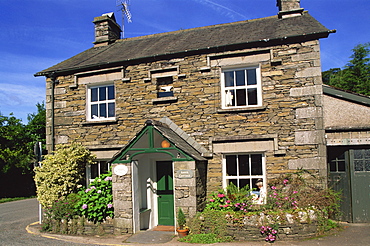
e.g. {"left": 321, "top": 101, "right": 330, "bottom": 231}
{"left": 35, "top": 11, "right": 333, "bottom": 76}
{"left": 111, "top": 119, "right": 207, "bottom": 162}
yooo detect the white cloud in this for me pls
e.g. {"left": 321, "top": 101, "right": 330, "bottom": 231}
{"left": 193, "top": 0, "right": 248, "bottom": 21}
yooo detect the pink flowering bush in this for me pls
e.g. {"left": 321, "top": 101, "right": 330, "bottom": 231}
{"left": 265, "top": 179, "right": 299, "bottom": 211}
{"left": 260, "top": 225, "right": 278, "bottom": 242}
{"left": 76, "top": 172, "right": 114, "bottom": 223}
{"left": 205, "top": 183, "right": 254, "bottom": 212}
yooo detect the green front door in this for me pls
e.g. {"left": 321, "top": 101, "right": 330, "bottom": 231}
{"left": 156, "top": 161, "right": 174, "bottom": 226}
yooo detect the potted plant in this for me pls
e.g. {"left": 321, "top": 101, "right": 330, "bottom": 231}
{"left": 176, "top": 208, "right": 189, "bottom": 238}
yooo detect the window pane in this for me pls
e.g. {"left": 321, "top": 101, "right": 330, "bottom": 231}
{"left": 91, "top": 104, "right": 98, "bottom": 119}
{"left": 365, "top": 160, "right": 370, "bottom": 171}
{"left": 338, "top": 161, "right": 345, "bottom": 172}
{"left": 224, "top": 71, "right": 234, "bottom": 87}
{"left": 251, "top": 178, "right": 260, "bottom": 190}
{"left": 247, "top": 88, "right": 258, "bottom": 105}
{"left": 239, "top": 179, "right": 250, "bottom": 189}
{"left": 108, "top": 86, "right": 115, "bottom": 100}
{"left": 91, "top": 164, "right": 98, "bottom": 179}
{"left": 108, "top": 102, "right": 115, "bottom": 117}
{"left": 238, "top": 155, "right": 250, "bottom": 175}
{"left": 329, "top": 161, "right": 336, "bottom": 172}
{"left": 247, "top": 69, "right": 257, "bottom": 85}
{"left": 99, "top": 87, "right": 107, "bottom": 101}
{"left": 251, "top": 154, "right": 262, "bottom": 175}
{"left": 225, "top": 90, "right": 236, "bottom": 107}
{"left": 99, "top": 103, "right": 107, "bottom": 118}
{"left": 226, "top": 155, "right": 237, "bottom": 176}
{"left": 236, "top": 89, "right": 246, "bottom": 106}
{"left": 228, "top": 179, "right": 238, "bottom": 187}
{"left": 354, "top": 160, "right": 363, "bottom": 171}
{"left": 100, "top": 161, "right": 108, "bottom": 174}
{"left": 235, "top": 70, "right": 245, "bottom": 86}
{"left": 91, "top": 88, "right": 98, "bottom": 102}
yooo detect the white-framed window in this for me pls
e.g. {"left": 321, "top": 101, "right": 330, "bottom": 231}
{"left": 86, "top": 161, "right": 111, "bottom": 185}
{"left": 87, "top": 84, "right": 115, "bottom": 120}
{"left": 223, "top": 153, "right": 265, "bottom": 191}
{"left": 221, "top": 66, "right": 262, "bottom": 109}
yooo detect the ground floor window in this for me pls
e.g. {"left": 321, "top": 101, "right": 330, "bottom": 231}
{"left": 86, "top": 161, "right": 110, "bottom": 185}
{"left": 223, "top": 153, "right": 265, "bottom": 191}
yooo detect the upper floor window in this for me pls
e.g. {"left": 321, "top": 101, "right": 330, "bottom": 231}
{"left": 157, "top": 76, "right": 174, "bottom": 98}
{"left": 221, "top": 66, "right": 262, "bottom": 109}
{"left": 88, "top": 84, "right": 115, "bottom": 121}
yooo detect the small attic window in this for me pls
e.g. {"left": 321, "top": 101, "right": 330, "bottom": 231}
{"left": 157, "top": 76, "right": 174, "bottom": 98}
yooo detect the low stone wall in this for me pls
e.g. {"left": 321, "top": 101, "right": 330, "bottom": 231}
{"left": 44, "top": 217, "right": 114, "bottom": 235}
{"left": 226, "top": 210, "right": 319, "bottom": 241}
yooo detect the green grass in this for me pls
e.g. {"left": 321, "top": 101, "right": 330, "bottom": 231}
{"left": 0, "top": 196, "right": 35, "bottom": 203}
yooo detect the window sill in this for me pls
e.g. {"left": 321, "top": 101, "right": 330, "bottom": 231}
{"left": 217, "top": 106, "right": 266, "bottom": 113}
{"left": 82, "top": 118, "right": 118, "bottom": 125}
{"left": 152, "top": 96, "right": 178, "bottom": 104}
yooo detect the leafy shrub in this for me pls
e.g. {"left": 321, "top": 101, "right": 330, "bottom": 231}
{"left": 34, "top": 143, "right": 95, "bottom": 207}
{"left": 179, "top": 233, "right": 232, "bottom": 244}
{"left": 47, "top": 193, "right": 80, "bottom": 221}
{"left": 177, "top": 208, "right": 186, "bottom": 229}
{"left": 188, "top": 210, "right": 229, "bottom": 237}
{"left": 76, "top": 172, "right": 114, "bottom": 223}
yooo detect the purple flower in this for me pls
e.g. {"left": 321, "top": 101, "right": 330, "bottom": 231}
{"left": 85, "top": 188, "right": 91, "bottom": 193}
{"left": 107, "top": 203, "right": 113, "bottom": 208}
{"left": 82, "top": 204, "right": 88, "bottom": 209}
{"left": 90, "top": 186, "right": 96, "bottom": 190}
{"left": 210, "top": 199, "right": 215, "bottom": 202}
{"left": 271, "top": 186, "right": 276, "bottom": 190}
{"left": 97, "top": 190, "right": 102, "bottom": 193}
{"left": 104, "top": 177, "right": 113, "bottom": 181}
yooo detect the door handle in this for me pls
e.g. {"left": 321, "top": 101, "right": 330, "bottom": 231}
{"left": 158, "top": 195, "right": 162, "bottom": 198}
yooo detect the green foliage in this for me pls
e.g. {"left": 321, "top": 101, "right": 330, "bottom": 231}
{"left": 0, "top": 103, "right": 46, "bottom": 175}
{"left": 205, "top": 183, "right": 253, "bottom": 211}
{"left": 34, "top": 143, "right": 95, "bottom": 207}
{"left": 0, "top": 113, "right": 31, "bottom": 174}
{"left": 323, "top": 42, "right": 370, "bottom": 96}
{"left": 179, "top": 233, "right": 232, "bottom": 244}
{"left": 177, "top": 208, "right": 186, "bottom": 229}
{"left": 188, "top": 210, "right": 230, "bottom": 237}
{"left": 45, "top": 193, "right": 80, "bottom": 221}
{"left": 76, "top": 172, "right": 114, "bottom": 224}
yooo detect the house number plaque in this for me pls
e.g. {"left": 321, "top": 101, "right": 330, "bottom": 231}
{"left": 114, "top": 165, "right": 128, "bottom": 176}
{"left": 176, "top": 170, "right": 193, "bottom": 179}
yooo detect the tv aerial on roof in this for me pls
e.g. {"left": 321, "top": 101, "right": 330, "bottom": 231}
{"left": 117, "top": 0, "right": 132, "bottom": 38}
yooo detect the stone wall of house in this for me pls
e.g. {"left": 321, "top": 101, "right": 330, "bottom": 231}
{"left": 46, "top": 39, "right": 326, "bottom": 193}
{"left": 111, "top": 163, "right": 133, "bottom": 234}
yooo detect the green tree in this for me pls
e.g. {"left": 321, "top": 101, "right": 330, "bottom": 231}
{"left": 323, "top": 42, "right": 370, "bottom": 96}
{"left": 0, "top": 103, "right": 46, "bottom": 198}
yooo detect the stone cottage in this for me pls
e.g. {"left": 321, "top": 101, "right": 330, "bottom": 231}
{"left": 35, "top": 0, "right": 370, "bottom": 233}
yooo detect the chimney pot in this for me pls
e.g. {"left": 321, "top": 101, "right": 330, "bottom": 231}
{"left": 93, "top": 12, "right": 122, "bottom": 47}
{"left": 277, "top": 0, "right": 304, "bottom": 18}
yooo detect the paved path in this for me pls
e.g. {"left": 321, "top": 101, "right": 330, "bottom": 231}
{"left": 0, "top": 198, "right": 89, "bottom": 246}
{"left": 2, "top": 198, "right": 369, "bottom": 245}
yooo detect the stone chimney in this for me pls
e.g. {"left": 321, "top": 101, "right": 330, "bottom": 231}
{"left": 276, "top": 0, "right": 304, "bottom": 18}
{"left": 93, "top": 12, "right": 122, "bottom": 47}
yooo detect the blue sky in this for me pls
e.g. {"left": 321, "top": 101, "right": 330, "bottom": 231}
{"left": 0, "top": 0, "right": 369, "bottom": 122}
